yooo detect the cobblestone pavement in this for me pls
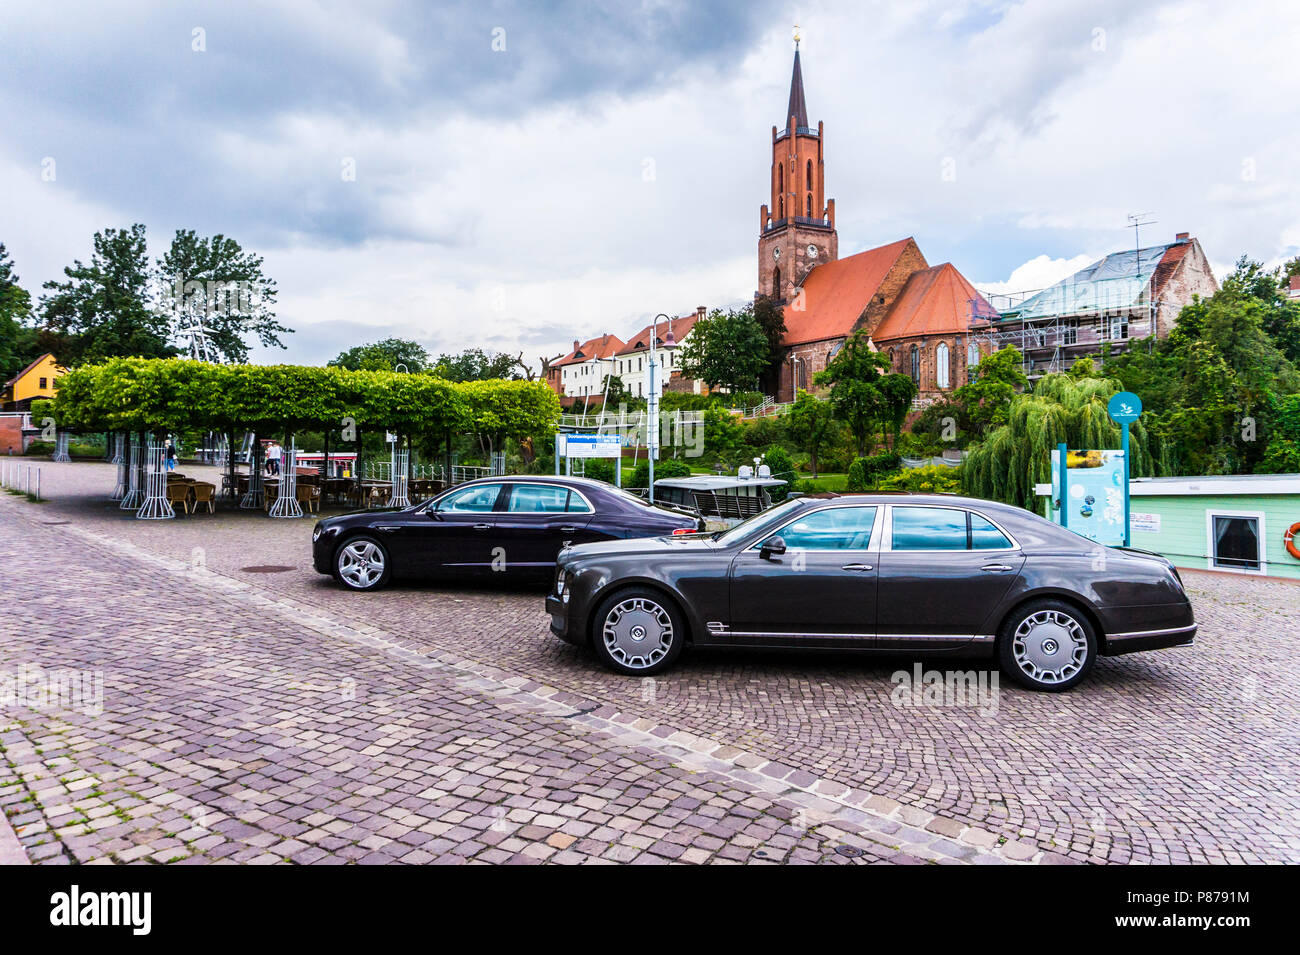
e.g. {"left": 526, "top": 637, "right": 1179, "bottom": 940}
{"left": 3, "top": 461, "right": 1299, "bottom": 863}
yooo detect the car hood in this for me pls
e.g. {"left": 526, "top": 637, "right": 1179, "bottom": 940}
{"left": 562, "top": 534, "right": 718, "bottom": 562}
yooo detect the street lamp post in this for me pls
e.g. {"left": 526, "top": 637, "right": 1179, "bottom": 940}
{"left": 647, "top": 313, "right": 675, "bottom": 503}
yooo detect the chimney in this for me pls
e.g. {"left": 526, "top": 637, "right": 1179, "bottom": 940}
{"left": 696, "top": 306, "right": 706, "bottom": 319}
{"left": 1175, "top": 232, "right": 1189, "bottom": 242}
{"left": 573, "top": 339, "right": 580, "bottom": 352}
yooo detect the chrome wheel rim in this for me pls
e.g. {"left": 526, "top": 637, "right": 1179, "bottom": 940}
{"left": 338, "top": 540, "right": 385, "bottom": 589}
{"left": 1012, "top": 610, "right": 1087, "bottom": 684}
{"left": 602, "top": 597, "right": 673, "bottom": 670}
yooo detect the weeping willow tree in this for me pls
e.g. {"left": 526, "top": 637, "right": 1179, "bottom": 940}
{"left": 963, "top": 372, "right": 1167, "bottom": 511}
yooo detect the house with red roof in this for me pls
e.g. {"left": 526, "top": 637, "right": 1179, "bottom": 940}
{"left": 612, "top": 308, "right": 707, "bottom": 399}
{"left": 549, "top": 333, "right": 624, "bottom": 404}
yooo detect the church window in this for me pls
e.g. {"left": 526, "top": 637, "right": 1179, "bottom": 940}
{"left": 778, "top": 164, "right": 784, "bottom": 195}
{"left": 772, "top": 266, "right": 782, "bottom": 298}
{"left": 909, "top": 345, "right": 920, "bottom": 383}
{"left": 936, "top": 343, "right": 950, "bottom": 389}
{"left": 806, "top": 193, "right": 813, "bottom": 217}
{"left": 967, "top": 342, "right": 980, "bottom": 370}
{"left": 806, "top": 159, "right": 813, "bottom": 192}
{"left": 778, "top": 196, "right": 784, "bottom": 218}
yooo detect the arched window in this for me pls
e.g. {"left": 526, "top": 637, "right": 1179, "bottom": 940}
{"left": 967, "top": 342, "right": 980, "bottom": 371}
{"left": 772, "top": 266, "right": 782, "bottom": 299}
{"left": 778, "top": 196, "right": 784, "bottom": 218}
{"left": 909, "top": 345, "right": 919, "bottom": 383}
{"left": 806, "top": 159, "right": 813, "bottom": 193}
{"left": 806, "top": 193, "right": 813, "bottom": 217}
{"left": 778, "top": 164, "right": 784, "bottom": 196}
{"left": 936, "top": 343, "right": 950, "bottom": 389}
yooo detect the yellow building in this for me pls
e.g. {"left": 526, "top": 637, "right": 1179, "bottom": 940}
{"left": 2, "top": 353, "right": 65, "bottom": 410}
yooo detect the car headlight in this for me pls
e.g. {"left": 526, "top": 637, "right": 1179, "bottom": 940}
{"left": 313, "top": 524, "right": 323, "bottom": 542}
{"left": 554, "top": 565, "right": 567, "bottom": 595}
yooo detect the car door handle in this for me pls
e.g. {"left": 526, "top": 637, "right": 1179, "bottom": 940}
{"left": 473, "top": 523, "right": 491, "bottom": 530}
{"left": 559, "top": 525, "right": 577, "bottom": 534}
{"left": 841, "top": 563, "right": 873, "bottom": 572}
{"left": 981, "top": 563, "right": 1013, "bottom": 572}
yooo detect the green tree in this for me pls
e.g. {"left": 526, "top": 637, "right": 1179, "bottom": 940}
{"left": 156, "top": 230, "right": 290, "bottom": 362}
{"left": 813, "top": 330, "right": 913, "bottom": 456}
{"left": 0, "top": 243, "right": 40, "bottom": 380}
{"left": 39, "top": 224, "right": 175, "bottom": 366}
{"left": 432, "top": 347, "right": 527, "bottom": 381}
{"left": 951, "top": 345, "right": 1028, "bottom": 437}
{"left": 786, "top": 388, "right": 835, "bottom": 476}
{"left": 330, "top": 338, "right": 432, "bottom": 373}
{"left": 678, "top": 307, "right": 770, "bottom": 395}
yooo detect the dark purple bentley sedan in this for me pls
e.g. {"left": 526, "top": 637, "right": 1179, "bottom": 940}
{"left": 312, "top": 475, "right": 700, "bottom": 591}
{"left": 546, "top": 492, "right": 1197, "bottom": 691}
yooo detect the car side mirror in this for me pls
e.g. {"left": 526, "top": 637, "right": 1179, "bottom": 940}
{"left": 760, "top": 535, "right": 787, "bottom": 560}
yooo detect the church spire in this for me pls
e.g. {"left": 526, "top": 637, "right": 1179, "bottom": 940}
{"left": 786, "top": 46, "right": 808, "bottom": 129}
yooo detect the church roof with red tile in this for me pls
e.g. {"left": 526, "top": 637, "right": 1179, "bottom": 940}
{"left": 781, "top": 238, "right": 918, "bottom": 346}
{"left": 872, "top": 263, "right": 995, "bottom": 343}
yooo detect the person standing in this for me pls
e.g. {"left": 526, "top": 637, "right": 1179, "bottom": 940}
{"left": 164, "top": 438, "right": 176, "bottom": 472}
{"left": 266, "top": 441, "right": 282, "bottom": 476}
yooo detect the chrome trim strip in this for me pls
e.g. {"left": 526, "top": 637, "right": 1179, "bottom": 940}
{"left": 1108, "top": 624, "right": 1197, "bottom": 640}
{"left": 724, "top": 632, "right": 994, "bottom": 642}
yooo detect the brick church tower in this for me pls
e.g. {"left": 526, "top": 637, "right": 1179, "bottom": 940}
{"left": 758, "top": 41, "right": 837, "bottom": 302}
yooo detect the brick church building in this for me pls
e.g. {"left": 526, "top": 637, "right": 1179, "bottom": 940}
{"left": 760, "top": 46, "right": 997, "bottom": 403}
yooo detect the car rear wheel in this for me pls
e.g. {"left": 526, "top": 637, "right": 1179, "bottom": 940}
{"left": 998, "top": 599, "right": 1096, "bottom": 691}
{"left": 591, "top": 587, "right": 685, "bottom": 676}
{"left": 335, "top": 536, "right": 391, "bottom": 591}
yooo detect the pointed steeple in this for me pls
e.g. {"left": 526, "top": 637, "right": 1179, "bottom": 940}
{"left": 786, "top": 48, "right": 808, "bottom": 129}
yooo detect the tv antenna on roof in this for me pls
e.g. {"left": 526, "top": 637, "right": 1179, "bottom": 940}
{"left": 1126, "top": 212, "right": 1157, "bottom": 263}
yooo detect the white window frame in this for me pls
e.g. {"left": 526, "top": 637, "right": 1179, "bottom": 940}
{"left": 936, "top": 343, "right": 950, "bottom": 389}
{"left": 1205, "top": 508, "right": 1266, "bottom": 575}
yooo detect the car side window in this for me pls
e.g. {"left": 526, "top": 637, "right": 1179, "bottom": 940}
{"left": 774, "top": 506, "right": 877, "bottom": 550}
{"left": 508, "top": 484, "right": 570, "bottom": 513}
{"left": 970, "top": 512, "right": 1012, "bottom": 549}
{"left": 566, "top": 491, "right": 594, "bottom": 513}
{"left": 891, "top": 506, "right": 968, "bottom": 551}
{"left": 439, "top": 483, "right": 504, "bottom": 512}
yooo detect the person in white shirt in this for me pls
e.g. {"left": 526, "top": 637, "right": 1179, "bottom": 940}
{"left": 266, "top": 441, "right": 282, "bottom": 475}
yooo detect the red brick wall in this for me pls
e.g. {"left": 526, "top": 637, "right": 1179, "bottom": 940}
{"left": 0, "top": 416, "right": 26, "bottom": 455}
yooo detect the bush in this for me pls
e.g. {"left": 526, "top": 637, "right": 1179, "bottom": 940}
{"left": 761, "top": 445, "right": 795, "bottom": 501}
{"left": 879, "top": 464, "right": 961, "bottom": 494}
{"left": 629, "top": 456, "right": 691, "bottom": 489}
{"left": 845, "top": 452, "right": 902, "bottom": 491}
{"left": 580, "top": 457, "right": 618, "bottom": 483}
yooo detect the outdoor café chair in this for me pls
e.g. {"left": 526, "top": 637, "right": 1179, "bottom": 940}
{"left": 191, "top": 482, "right": 216, "bottom": 514}
{"left": 296, "top": 484, "right": 321, "bottom": 514}
{"left": 166, "top": 481, "right": 192, "bottom": 514}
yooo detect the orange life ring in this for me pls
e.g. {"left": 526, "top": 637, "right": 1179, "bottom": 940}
{"left": 1285, "top": 522, "right": 1300, "bottom": 560}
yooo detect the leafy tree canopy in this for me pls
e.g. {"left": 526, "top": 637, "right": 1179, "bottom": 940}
{"left": 813, "top": 330, "right": 916, "bottom": 455}
{"left": 330, "top": 337, "right": 432, "bottom": 373}
{"left": 678, "top": 306, "right": 771, "bottom": 395}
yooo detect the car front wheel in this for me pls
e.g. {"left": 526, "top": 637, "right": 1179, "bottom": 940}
{"left": 591, "top": 587, "right": 685, "bottom": 676}
{"left": 334, "top": 536, "right": 391, "bottom": 591}
{"left": 998, "top": 599, "right": 1097, "bottom": 691}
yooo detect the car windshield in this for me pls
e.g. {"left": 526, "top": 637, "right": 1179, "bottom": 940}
{"left": 712, "top": 498, "right": 805, "bottom": 545}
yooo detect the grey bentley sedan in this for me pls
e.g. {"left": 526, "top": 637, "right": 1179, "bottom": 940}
{"left": 545, "top": 493, "right": 1196, "bottom": 691}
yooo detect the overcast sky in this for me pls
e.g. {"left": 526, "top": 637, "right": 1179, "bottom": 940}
{"left": 2, "top": 0, "right": 1297, "bottom": 368}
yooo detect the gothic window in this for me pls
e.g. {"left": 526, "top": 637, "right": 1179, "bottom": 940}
{"left": 772, "top": 266, "right": 782, "bottom": 298}
{"left": 936, "top": 343, "right": 950, "bottom": 389}
{"left": 806, "top": 193, "right": 813, "bottom": 217}
{"left": 778, "top": 164, "right": 784, "bottom": 196}
{"left": 910, "top": 345, "right": 920, "bottom": 383}
{"left": 806, "top": 159, "right": 813, "bottom": 192}
{"left": 778, "top": 196, "right": 784, "bottom": 218}
{"left": 967, "top": 342, "right": 980, "bottom": 370}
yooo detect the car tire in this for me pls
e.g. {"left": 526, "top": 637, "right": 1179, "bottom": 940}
{"left": 590, "top": 587, "right": 686, "bottom": 676}
{"left": 998, "top": 598, "right": 1097, "bottom": 691}
{"left": 334, "top": 535, "right": 392, "bottom": 591}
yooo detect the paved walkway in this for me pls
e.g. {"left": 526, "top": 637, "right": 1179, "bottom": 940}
{"left": 0, "top": 489, "right": 1020, "bottom": 864}
{"left": 3, "top": 461, "right": 1299, "bottom": 863}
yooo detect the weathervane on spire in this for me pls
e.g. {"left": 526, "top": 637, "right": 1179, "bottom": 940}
{"left": 793, "top": 24, "right": 801, "bottom": 48}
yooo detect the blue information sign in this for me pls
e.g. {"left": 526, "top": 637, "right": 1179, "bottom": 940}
{"left": 1107, "top": 391, "right": 1143, "bottom": 425}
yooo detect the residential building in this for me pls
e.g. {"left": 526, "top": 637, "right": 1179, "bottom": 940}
{"left": 970, "top": 234, "right": 1219, "bottom": 380}
{"left": 551, "top": 333, "right": 624, "bottom": 403}
{"left": 612, "top": 308, "right": 706, "bottom": 398}
{"left": 2, "top": 352, "right": 64, "bottom": 411}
